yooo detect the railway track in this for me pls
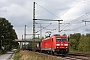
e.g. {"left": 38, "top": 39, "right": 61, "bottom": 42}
{"left": 59, "top": 53, "right": 90, "bottom": 60}
{"left": 36, "top": 52, "right": 90, "bottom": 60}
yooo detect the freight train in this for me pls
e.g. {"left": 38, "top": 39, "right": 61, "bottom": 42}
{"left": 26, "top": 34, "right": 69, "bottom": 54}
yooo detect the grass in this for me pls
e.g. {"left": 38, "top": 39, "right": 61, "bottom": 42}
{"left": 14, "top": 50, "right": 61, "bottom": 60}
{"left": 14, "top": 49, "right": 20, "bottom": 60}
{"left": 69, "top": 48, "right": 90, "bottom": 54}
{"left": 14, "top": 49, "right": 90, "bottom": 60}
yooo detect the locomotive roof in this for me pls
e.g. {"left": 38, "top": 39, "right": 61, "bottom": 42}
{"left": 43, "top": 34, "right": 67, "bottom": 41}
{"left": 52, "top": 34, "right": 60, "bottom": 36}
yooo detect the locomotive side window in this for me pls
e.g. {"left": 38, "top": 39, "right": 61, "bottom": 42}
{"left": 56, "top": 38, "right": 66, "bottom": 42}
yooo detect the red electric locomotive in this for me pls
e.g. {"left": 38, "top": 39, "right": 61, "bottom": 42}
{"left": 41, "top": 34, "right": 69, "bottom": 54}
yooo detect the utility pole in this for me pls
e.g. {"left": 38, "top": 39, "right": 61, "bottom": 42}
{"left": 40, "top": 24, "right": 42, "bottom": 38}
{"left": 24, "top": 25, "right": 26, "bottom": 40}
{"left": 24, "top": 25, "right": 26, "bottom": 45}
{"left": 82, "top": 20, "right": 90, "bottom": 25}
{"left": 58, "top": 20, "right": 60, "bottom": 32}
{"left": 22, "top": 35, "right": 23, "bottom": 40}
{"left": 33, "top": 2, "right": 35, "bottom": 41}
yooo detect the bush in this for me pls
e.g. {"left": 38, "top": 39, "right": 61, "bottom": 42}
{"left": 0, "top": 50, "right": 6, "bottom": 55}
{"left": 14, "top": 49, "right": 20, "bottom": 60}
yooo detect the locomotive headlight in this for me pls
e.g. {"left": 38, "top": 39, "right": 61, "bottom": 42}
{"left": 64, "top": 44, "right": 68, "bottom": 46}
{"left": 56, "top": 44, "right": 60, "bottom": 46}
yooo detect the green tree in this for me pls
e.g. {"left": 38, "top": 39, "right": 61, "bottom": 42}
{"left": 69, "top": 39, "right": 77, "bottom": 50}
{"left": 63, "top": 34, "right": 67, "bottom": 36}
{"left": 69, "top": 33, "right": 81, "bottom": 50}
{"left": 86, "top": 34, "right": 90, "bottom": 51}
{"left": 0, "top": 18, "right": 18, "bottom": 51}
{"left": 78, "top": 34, "right": 89, "bottom": 52}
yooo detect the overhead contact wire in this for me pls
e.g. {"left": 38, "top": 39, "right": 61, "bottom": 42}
{"left": 60, "top": 0, "right": 80, "bottom": 19}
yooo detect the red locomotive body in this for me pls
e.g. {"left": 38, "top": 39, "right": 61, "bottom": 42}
{"left": 41, "top": 35, "right": 69, "bottom": 54}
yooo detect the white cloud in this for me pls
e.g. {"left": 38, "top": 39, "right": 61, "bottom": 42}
{"left": 0, "top": 0, "right": 90, "bottom": 39}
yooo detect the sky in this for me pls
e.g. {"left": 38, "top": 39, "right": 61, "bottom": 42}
{"left": 0, "top": 0, "right": 90, "bottom": 39}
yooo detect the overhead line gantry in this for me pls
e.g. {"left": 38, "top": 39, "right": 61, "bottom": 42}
{"left": 33, "top": 2, "right": 63, "bottom": 41}
{"left": 82, "top": 20, "right": 90, "bottom": 26}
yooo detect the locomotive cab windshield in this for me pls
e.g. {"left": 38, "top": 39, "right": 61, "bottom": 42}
{"left": 56, "top": 38, "right": 67, "bottom": 42}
